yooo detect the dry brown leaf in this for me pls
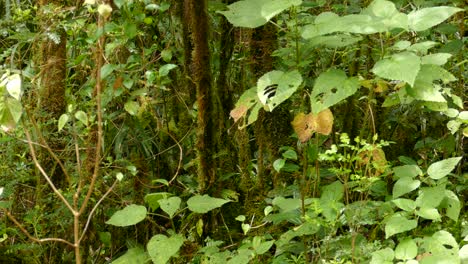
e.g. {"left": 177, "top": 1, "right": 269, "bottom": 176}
{"left": 315, "top": 108, "right": 334, "bottom": 135}
{"left": 358, "top": 146, "right": 388, "bottom": 176}
{"left": 230, "top": 105, "right": 248, "bottom": 123}
{"left": 291, "top": 112, "right": 315, "bottom": 143}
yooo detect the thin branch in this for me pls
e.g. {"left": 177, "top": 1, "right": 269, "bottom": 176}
{"left": 78, "top": 180, "right": 117, "bottom": 244}
{"left": 79, "top": 11, "right": 105, "bottom": 215}
{"left": 23, "top": 128, "right": 76, "bottom": 214}
{"left": 28, "top": 113, "right": 72, "bottom": 184}
{"left": 3, "top": 209, "right": 75, "bottom": 248}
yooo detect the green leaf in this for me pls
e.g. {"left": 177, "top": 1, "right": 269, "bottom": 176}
{"left": 187, "top": 195, "right": 230, "bottom": 213}
{"left": 444, "top": 190, "right": 460, "bottom": 221}
{"left": 416, "top": 207, "right": 441, "bottom": 221}
{"left": 254, "top": 240, "right": 274, "bottom": 255}
{"left": 58, "top": 114, "right": 69, "bottom": 132}
{"left": 321, "top": 181, "right": 344, "bottom": 202}
{"left": 0, "top": 98, "right": 23, "bottom": 127}
{"left": 257, "top": 70, "right": 302, "bottom": 111}
{"left": 407, "top": 41, "right": 438, "bottom": 54}
{"left": 385, "top": 214, "right": 417, "bottom": 238}
{"left": 408, "top": 7, "right": 462, "bottom": 32}
{"left": 159, "top": 64, "right": 177, "bottom": 77}
{"left": 74, "top": 110, "right": 88, "bottom": 126}
{"left": 113, "top": 0, "right": 125, "bottom": 9}
{"left": 111, "top": 247, "right": 149, "bottom": 264}
{"left": 106, "top": 204, "right": 147, "bottom": 226}
{"left": 427, "top": 157, "right": 462, "bottom": 180}
{"left": 372, "top": 52, "right": 421, "bottom": 87}
{"left": 144, "top": 192, "right": 172, "bottom": 211}
{"left": 147, "top": 234, "right": 184, "bottom": 264}
{"left": 159, "top": 197, "right": 181, "bottom": 218}
{"left": 393, "top": 165, "right": 422, "bottom": 179}
{"left": 395, "top": 238, "right": 417, "bottom": 260}
{"left": 101, "top": 64, "right": 116, "bottom": 79}
{"left": 392, "top": 198, "right": 416, "bottom": 212}
{"left": 362, "top": 0, "right": 408, "bottom": 31}
{"left": 421, "top": 53, "right": 452, "bottom": 65}
{"left": 273, "top": 158, "right": 285, "bottom": 172}
{"left": 370, "top": 247, "right": 394, "bottom": 264}
{"left": 306, "top": 35, "right": 363, "bottom": 48}
{"left": 310, "top": 69, "right": 359, "bottom": 114}
{"left": 124, "top": 101, "right": 140, "bottom": 116}
{"left": 393, "top": 177, "right": 420, "bottom": 198}
{"left": 282, "top": 149, "right": 297, "bottom": 160}
{"left": 272, "top": 197, "right": 301, "bottom": 212}
{"left": 218, "top": 0, "right": 301, "bottom": 28}
{"left": 415, "top": 185, "right": 446, "bottom": 208}
{"left": 5, "top": 74, "right": 22, "bottom": 100}
{"left": 302, "top": 12, "right": 341, "bottom": 39}
{"left": 124, "top": 22, "right": 138, "bottom": 39}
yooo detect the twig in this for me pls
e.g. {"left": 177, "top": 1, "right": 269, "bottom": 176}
{"left": 23, "top": 128, "right": 76, "bottom": 214}
{"left": 78, "top": 180, "right": 117, "bottom": 244}
{"left": 3, "top": 209, "right": 75, "bottom": 248}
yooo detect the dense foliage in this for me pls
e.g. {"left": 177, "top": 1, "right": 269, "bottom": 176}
{"left": 0, "top": 0, "right": 466, "bottom": 263}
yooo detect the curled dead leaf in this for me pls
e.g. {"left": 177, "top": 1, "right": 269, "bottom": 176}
{"left": 315, "top": 108, "right": 333, "bottom": 135}
{"left": 292, "top": 109, "right": 334, "bottom": 143}
{"left": 292, "top": 112, "right": 315, "bottom": 143}
{"left": 230, "top": 105, "right": 248, "bottom": 123}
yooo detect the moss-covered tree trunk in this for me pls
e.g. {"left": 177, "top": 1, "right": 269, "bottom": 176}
{"left": 185, "top": 0, "right": 219, "bottom": 192}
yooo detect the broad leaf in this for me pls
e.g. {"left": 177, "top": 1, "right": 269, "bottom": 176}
{"left": 416, "top": 207, "right": 441, "bottom": 221}
{"left": 144, "top": 192, "right": 172, "bottom": 211}
{"left": 415, "top": 185, "right": 446, "bottom": 208}
{"left": 111, "top": 247, "right": 149, "bottom": 264}
{"left": 230, "top": 87, "right": 260, "bottom": 126}
{"left": 443, "top": 190, "right": 460, "bottom": 221}
{"left": 187, "top": 195, "right": 230, "bottom": 213}
{"left": 272, "top": 197, "right": 301, "bottom": 212}
{"left": 427, "top": 157, "right": 462, "bottom": 180}
{"left": 74, "top": 110, "right": 88, "bottom": 126}
{"left": 159, "top": 64, "right": 177, "bottom": 77}
{"left": 393, "top": 165, "right": 422, "bottom": 179}
{"left": 392, "top": 198, "right": 416, "bottom": 212}
{"left": 58, "top": 114, "right": 69, "bottom": 132}
{"left": 218, "top": 0, "right": 301, "bottom": 28}
{"left": 310, "top": 69, "right": 359, "bottom": 114}
{"left": 320, "top": 181, "right": 344, "bottom": 202}
{"left": 5, "top": 74, "right": 22, "bottom": 100}
{"left": 370, "top": 247, "right": 394, "bottom": 264}
{"left": 273, "top": 158, "right": 285, "bottom": 172}
{"left": 147, "top": 234, "right": 184, "bottom": 264}
{"left": 159, "top": 197, "right": 181, "bottom": 218}
{"left": 372, "top": 52, "right": 421, "bottom": 87}
{"left": 385, "top": 214, "right": 417, "bottom": 238}
{"left": 106, "top": 204, "right": 147, "bottom": 226}
{"left": 257, "top": 70, "right": 302, "bottom": 111}
{"left": 395, "top": 238, "right": 417, "bottom": 260}
{"left": 124, "top": 101, "right": 140, "bottom": 116}
{"left": 421, "top": 53, "right": 452, "bottom": 65}
{"left": 393, "top": 177, "right": 420, "bottom": 198}
{"left": 408, "top": 7, "right": 462, "bottom": 32}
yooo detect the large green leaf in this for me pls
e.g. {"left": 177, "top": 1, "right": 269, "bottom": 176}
{"left": 310, "top": 69, "right": 359, "bottom": 114}
{"left": 218, "top": 0, "right": 301, "bottom": 28}
{"left": 363, "top": 0, "right": 408, "bottom": 31}
{"left": 443, "top": 190, "right": 460, "bottom": 221}
{"left": 3, "top": 73, "right": 22, "bottom": 100}
{"left": 302, "top": 12, "right": 342, "bottom": 39}
{"left": 372, "top": 52, "right": 421, "bottom": 87}
{"left": 393, "top": 165, "right": 422, "bottom": 179}
{"left": 111, "top": 247, "right": 149, "bottom": 264}
{"left": 257, "top": 70, "right": 302, "bottom": 111}
{"left": 159, "top": 197, "right": 181, "bottom": 219}
{"left": 427, "top": 157, "right": 462, "bottom": 180}
{"left": 0, "top": 98, "right": 23, "bottom": 129}
{"left": 385, "top": 214, "right": 417, "bottom": 238}
{"left": 392, "top": 177, "right": 420, "bottom": 198}
{"left": 187, "top": 195, "right": 230, "bottom": 214}
{"left": 144, "top": 192, "right": 172, "bottom": 211}
{"left": 395, "top": 238, "right": 417, "bottom": 260}
{"left": 106, "top": 204, "right": 147, "bottom": 226}
{"left": 147, "top": 234, "right": 184, "bottom": 264}
{"left": 408, "top": 7, "right": 462, "bottom": 32}
{"left": 370, "top": 248, "right": 394, "bottom": 264}
{"left": 392, "top": 198, "right": 416, "bottom": 212}
{"left": 415, "top": 185, "right": 446, "bottom": 208}
{"left": 407, "top": 64, "right": 456, "bottom": 102}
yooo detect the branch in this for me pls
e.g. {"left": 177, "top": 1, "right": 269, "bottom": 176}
{"left": 23, "top": 128, "right": 76, "bottom": 214}
{"left": 3, "top": 209, "right": 75, "bottom": 248}
{"left": 77, "top": 180, "right": 117, "bottom": 244}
